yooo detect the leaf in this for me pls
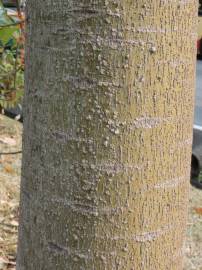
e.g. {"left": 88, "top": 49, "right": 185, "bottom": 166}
{"left": 0, "top": 257, "right": 8, "bottom": 270}
{"left": 0, "top": 137, "right": 16, "bottom": 145}
{"left": 5, "top": 38, "right": 15, "bottom": 49}
{"left": 3, "top": 164, "right": 15, "bottom": 175}
{"left": 12, "top": 31, "right": 20, "bottom": 40}
{"left": 15, "top": 114, "right": 21, "bottom": 121}
{"left": 10, "top": 220, "right": 18, "bottom": 227}
{"left": 193, "top": 207, "right": 202, "bottom": 215}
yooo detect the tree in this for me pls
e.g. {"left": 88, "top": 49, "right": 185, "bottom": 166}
{"left": 17, "top": 1, "right": 197, "bottom": 269}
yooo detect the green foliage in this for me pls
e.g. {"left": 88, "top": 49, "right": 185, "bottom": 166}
{"left": 0, "top": 32, "right": 24, "bottom": 109}
{"left": 0, "top": 0, "right": 24, "bottom": 109}
{"left": 0, "top": 0, "right": 20, "bottom": 46}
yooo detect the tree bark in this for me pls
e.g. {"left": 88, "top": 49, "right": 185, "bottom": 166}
{"left": 17, "top": 1, "right": 197, "bottom": 269}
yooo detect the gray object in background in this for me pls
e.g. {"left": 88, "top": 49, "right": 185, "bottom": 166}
{"left": 2, "top": 0, "right": 25, "bottom": 7}
{"left": 2, "top": 0, "right": 17, "bottom": 7}
{"left": 191, "top": 60, "right": 202, "bottom": 187}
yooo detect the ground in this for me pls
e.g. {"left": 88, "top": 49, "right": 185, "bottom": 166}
{"left": 185, "top": 187, "right": 202, "bottom": 270}
{"left": 0, "top": 115, "right": 21, "bottom": 270}
{"left": 0, "top": 114, "right": 201, "bottom": 270}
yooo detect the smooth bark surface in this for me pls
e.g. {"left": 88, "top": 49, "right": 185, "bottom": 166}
{"left": 17, "top": 1, "right": 197, "bottom": 269}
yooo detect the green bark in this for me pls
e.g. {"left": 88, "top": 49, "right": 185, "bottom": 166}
{"left": 17, "top": 1, "right": 197, "bottom": 269}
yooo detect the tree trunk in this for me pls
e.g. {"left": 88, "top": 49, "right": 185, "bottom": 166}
{"left": 17, "top": 1, "right": 197, "bottom": 269}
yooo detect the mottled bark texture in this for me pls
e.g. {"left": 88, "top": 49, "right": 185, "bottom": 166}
{"left": 17, "top": 1, "right": 197, "bottom": 269}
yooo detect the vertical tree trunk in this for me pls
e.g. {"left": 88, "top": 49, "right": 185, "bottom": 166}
{"left": 17, "top": 1, "right": 197, "bottom": 269}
